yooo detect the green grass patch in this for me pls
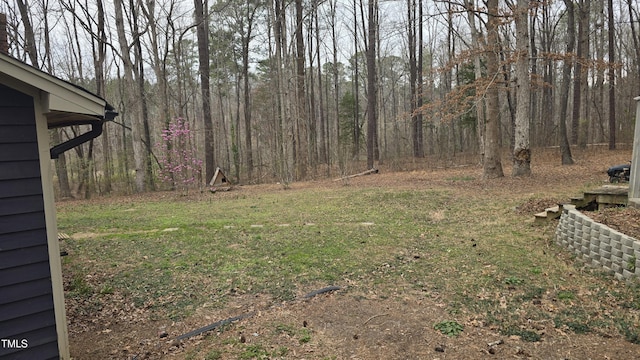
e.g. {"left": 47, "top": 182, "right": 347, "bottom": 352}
{"left": 58, "top": 185, "right": 640, "bottom": 344}
{"left": 434, "top": 320, "right": 464, "bottom": 337}
{"left": 557, "top": 290, "right": 575, "bottom": 301}
{"left": 238, "top": 344, "right": 288, "bottom": 359}
{"left": 501, "top": 326, "right": 541, "bottom": 342}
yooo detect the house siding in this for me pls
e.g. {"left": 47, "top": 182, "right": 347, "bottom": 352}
{"left": 0, "top": 84, "right": 59, "bottom": 359}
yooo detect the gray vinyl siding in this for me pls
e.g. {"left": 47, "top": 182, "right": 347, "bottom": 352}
{"left": 0, "top": 83, "right": 59, "bottom": 360}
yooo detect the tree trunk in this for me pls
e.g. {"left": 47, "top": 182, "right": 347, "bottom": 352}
{"left": 628, "top": 0, "right": 640, "bottom": 94}
{"left": 572, "top": 0, "right": 590, "bottom": 148}
{"left": 513, "top": 0, "right": 531, "bottom": 177}
{"left": 114, "top": 0, "right": 146, "bottom": 192}
{"left": 560, "top": 0, "right": 575, "bottom": 165}
{"left": 241, "top": 4, "right": 257, "bottom": 181}
{"left": 352, "top": 0, "right": 360, "bottom": 159}
{"left": 307, "top": 3, "right": 318, "bottom": 172}
{"left": 195, "top": 0, "right": 215, "bottom": 183}
{"left": 540, "top": 1, "right": 554, "bottom": 146}
{"left": 408, "top": 0, "right": 417, "bottom": 157}
{"left": 94, "top": 0, "right": 112, "bottom": 193}
{"left": 15, "top": 0, "right": 38, "bottom": 67}
{"left": 130, "top": 0, "right": 155, "bottom": 190}
{"left": 52, "top": 129, "right": 72, "bottom": 198}
{"left": 330, "top": 0, "right": 340, "bottom": 173}
{"left": 593, "top": 0, "right": 605, "bottom": 144}
{"left": 366, "top": 0, "right": 377, "bottom": 169}
{"left": 416, "top": 0, "right": 424, "bottom": 158}
{"left": 483, "top": 0, "right": 504, "bottom": 179}
{"left": 607, "top": 0, "right": 615, "bottom": 150}
{"left": 315, "top": 4, "right": 327, "bottom": 165}
{"left": 578, "top": 0, "right": 590, "bottom": 148}
{"left": 142, "top": 0, "right": 173, "bottom": 188}
{"left": 529, "top": 4, "right": 539, "bottom": 146}
{"left": 294, "top": 0, "right": 308, "bottom": 179}
{"left": 466, "top": 0, "right": 486, "bottom": 163}
{"left": 273, "top": 0, "right": 293, "bottom": 184}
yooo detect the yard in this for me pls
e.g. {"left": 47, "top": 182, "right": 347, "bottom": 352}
{"left": 58, "top": 147, "right": 640, "bottom": 359}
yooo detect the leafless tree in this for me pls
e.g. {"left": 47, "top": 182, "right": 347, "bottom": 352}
{"left": 559, "top": 0, "right": 575, "bottom": 165}
{"left": 607, "top": 0, "right": 615, "bottom": 150}
{"left": 512, "top": 0, "right": 531, "bottom": 176}
{"left": 483, "top": 0, "right": 504, "bottom": 179}
{"left": 194, "top": 0, "right": 215, "bottom": 183}
{"left": 366, "top": 0, "right": 378, "bottom": 170}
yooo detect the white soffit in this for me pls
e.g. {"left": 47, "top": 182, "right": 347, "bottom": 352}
{"left": 0, "top": 53, "right": 106, "bottom": 118}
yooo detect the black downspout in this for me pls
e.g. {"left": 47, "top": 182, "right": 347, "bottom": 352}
{"left": 50, "top": 122, "right": 103, "bottom": 159}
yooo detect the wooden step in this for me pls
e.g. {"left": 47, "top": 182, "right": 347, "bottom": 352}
{"left": 570, "top": 194, "right": 596, "bottom": 208}
{"left": 533, "top": 205, "right": 562, "bottom": 225}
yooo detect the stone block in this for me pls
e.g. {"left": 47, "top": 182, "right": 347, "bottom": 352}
{"left": 623, "top": 237, "right": 635, "bottom": 248}
{"left": 612, "top": 263, "right": 623, "bottom": 274}
{"left": 557, "top": 230, "right": 567, "bottom": 239}
{"left": 582, "top": 246, "right": 590, "bottom": 256}
{"left": 612, "top": 239, "right": 622, "bottom": 250}
{"left": 611, "top": 232, "right": 622, "bottom": 244}
{"left": 623, "top": 269, "right": 636, "bottom": 279}
{"left": 600, "top": 235, "right": 611, "bottom": 244}
{"left": 590, "top": 238, "right": 601, "bottom": 246}
{"left": 612, "top": 249, "right": 624, "bottom": 260}
{"left": 615, "top": 272, "right": 624, "bottom": 281}
{"left": 600, "top": 249, "right": 611, "bottom": 259}
{"left": 600, "top": 244, "right": 612, "bottom": 253}
{"left": 601, "top": 258, "right": 612, "bottom": 268}
{"left": 600, "top": 228, "right": 610, "bottom": 237}
{"left": 623, "top": 245, "right": 635, "bottom": 256}
{"left": 623, "top": 252, "right": 636, "bottom": 264}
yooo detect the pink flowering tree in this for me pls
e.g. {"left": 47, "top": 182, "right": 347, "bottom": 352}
{"left": 156, "top": 118, "right": 203, "bottom": 192}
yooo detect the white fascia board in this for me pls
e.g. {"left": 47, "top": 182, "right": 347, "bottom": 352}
{"left": 0, "top": 54, "right": 106, "bottom": 116}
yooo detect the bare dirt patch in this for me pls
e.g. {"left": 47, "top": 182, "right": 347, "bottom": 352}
{"left": 63, "top": 146, "right": 640, "bottom": 359}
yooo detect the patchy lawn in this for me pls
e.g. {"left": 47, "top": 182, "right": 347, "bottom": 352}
{"left": 58, "top": 146, "right": 640, "bottom": 359}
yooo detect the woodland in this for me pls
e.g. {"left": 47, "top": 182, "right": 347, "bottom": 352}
{"left": 4, "top": 0, "right": 640, "bottom": 197}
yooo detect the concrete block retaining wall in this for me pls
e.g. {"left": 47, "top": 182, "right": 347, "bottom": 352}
{"left": 556, "top": 206, "right": 640, "bottom": 281}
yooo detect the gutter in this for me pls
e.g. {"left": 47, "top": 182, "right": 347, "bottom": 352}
{"left": 49, "top": 108, "right": 118, "bottom": 159}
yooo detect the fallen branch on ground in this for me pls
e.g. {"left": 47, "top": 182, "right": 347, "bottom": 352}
{"left": 333, "top": 168, "right": 379, "bottom": 182}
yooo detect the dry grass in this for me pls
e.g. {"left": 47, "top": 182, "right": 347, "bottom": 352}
{"left": 58, "top": 146, "right": 640, "bottom": 359}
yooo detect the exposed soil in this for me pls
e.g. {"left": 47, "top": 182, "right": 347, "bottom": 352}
{"left": 62, "top": 146, "right": 640, "bottom": 359}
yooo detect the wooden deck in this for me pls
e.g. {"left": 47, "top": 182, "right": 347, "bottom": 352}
{"left": 581, "top": 185, "right": 629, "bottom": 210}
{"left": 534, "top": 185, "right": 629, "bottom": 224}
